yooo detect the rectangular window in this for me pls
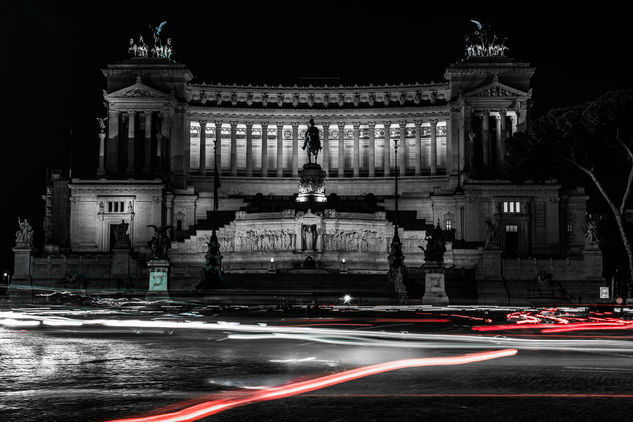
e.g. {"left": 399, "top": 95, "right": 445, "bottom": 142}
{"left": 567, "top": 222, "right": 574, "bottom": 233}
{"left": 446, "top": 220, "right": 452, "bottom": 230}
{"left": 107, "top": 201, "right": 127, "bottom": 213}
{"left": 505, "top": 224, "right": 518, "bottom": 233}
{"left": 503, "top": 201, "right": 521, "bottom": 213}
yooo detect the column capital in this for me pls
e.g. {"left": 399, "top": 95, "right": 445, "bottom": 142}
{"left": 398, "top": 121, "right": 407, "bottom": 128}
{"left": 429, "top": 119, "right": 438, "bottom": 127}
{"left": 352, "top": 122, "right": 361, "bottom": 129}
{"left": 144, "top": 109, "right": 153, "bottom": 115}
{"left": 229, "top": 121, "right": 238, "bottom": 128}
{"left": 498, "top": 109, "right": 507, "bottom": 117}
{"left": 337, "top": 121, "right": 346, "bottom": 128}
{"left": 261, "top": 122, "right": 269, "bottom": 128}
{"left": 199, "top": 119, "right": 207, "bottom": 127}
{"left": 291, "top": 122, "right": 300, "bottom": 128}
{"left": 245, "top": 121, "right": 253, "bottom": 128}
{"left": 367, "top": 121, "right": 376, "bottom": 128}
{"left": 276, "top": 122, "right": 285, "bottom": 127}
{"left": 214, "top": 121, "right": 223, "bottom": 127}
{"left": 383, "top": 121, "right": 392, "bottom": 127}
{"left": 414, "top": 120, "right": 423, "bottom": 127}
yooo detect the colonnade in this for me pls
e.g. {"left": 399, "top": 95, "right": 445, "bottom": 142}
{"left": 190, "top": 119, "right": 447, "bottom": 177}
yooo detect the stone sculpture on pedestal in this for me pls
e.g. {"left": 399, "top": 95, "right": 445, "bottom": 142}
{"left": 297, "top": 118, "right": 327, "bottom": 203}
{"left": 420, "top": 221, "right": 449, "bottom": 305}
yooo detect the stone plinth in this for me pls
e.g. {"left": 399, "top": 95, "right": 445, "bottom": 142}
{"left": 111, "top": 248, "right": 131, "bottom": 277}
{"left": 582, "top": 246, "right": 603, "bottom": 280}
{"left": 296, "top": 163, "right": 326, "bottom": 203}
{"left": 12, "top": 248, "right": 33, "bottom": 281}
{"left": 422, "top": 262, "right": 449, "bottom": 305}
{"left": 147, "top": 259, "right": 170, "bottom": 300}
{"left": 481, "top": 248, "right": 503, "bottom": 280}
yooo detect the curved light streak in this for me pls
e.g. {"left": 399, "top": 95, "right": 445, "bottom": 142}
{"left": 106, "top": 349, "right": 517, "bottom": 422}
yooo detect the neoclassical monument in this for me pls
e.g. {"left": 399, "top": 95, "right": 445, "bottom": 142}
{"left": 14, "top": 29, "right": 604, "bottom": 303}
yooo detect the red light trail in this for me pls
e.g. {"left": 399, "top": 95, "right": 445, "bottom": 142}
{"left": 106, "top": 349, "right": 517, "bottom": 422}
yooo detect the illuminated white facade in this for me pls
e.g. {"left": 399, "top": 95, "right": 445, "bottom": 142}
{"left": 28, "top": 53, "right": 602, "bottom": 297}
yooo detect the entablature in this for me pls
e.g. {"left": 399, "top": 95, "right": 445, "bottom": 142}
{"left": 185, "top": 82, "right": 450, "bottom": 109}
{"left": 184, "top": 106, "right": 451, "bottom": 124}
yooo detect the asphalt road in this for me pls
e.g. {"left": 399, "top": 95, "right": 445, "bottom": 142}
{"left": 1, "top": 302, "right": 633, "bottom": 421}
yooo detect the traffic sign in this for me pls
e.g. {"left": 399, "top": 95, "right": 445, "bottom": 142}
{"left": 616, "top": 297, "right": 624, "bottom": 305}
{"left": 599, "top": 287, "right": 609, "bottom": 299}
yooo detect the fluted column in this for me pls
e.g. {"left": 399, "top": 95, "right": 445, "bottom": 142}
{"left": 230, "top": 121, "right": 238, "bottom": 176}
{"left": 321, "top": 123, "right": 329, "bottom": 175}
{"left": 276, "top": 123, "right": 284, "bottom": 177}
{"left": 245, "top": 122, "right": 253, "bottom": 177}
{"left": 106, "top": 110, "right": 119, "bottom": 173}
{"left": 97, "top": 130, "right": 106, "bottom": 177}
{"left": 143, "top": 111, "right": 153, "bottom": 174}
{"left": 337, "top": 122, "right": 345, "bottom": 177}
{"left": 199, "top": 120, "right": 207, "bottom": 174}
{"left": 291, "top": 122, "right": 299, "bottom": 176}
{"left": 368, "top": 122, "right": 376, "bottom": 177}
{"left": 353, "top": 122, "right": 360, "bottom": 177}
{"left": 497, "top": 110, "right": 507, "bottom": 168}
{"left": 399, "top": 121, "right": 406, "bottom": 176}
{"left": 430, "top": 119, "right": 438, "bottom": 175}
{"left": 384, "top": 122, "right": 391, "bottom": 176}
{"left": 414, "top": 120, "right": 422, "bottom": 175}
{"left": 261, "top": 122, "right": 268, "bottom": 176}
{"left": 480, "top": 112, "right": 490, "bottom": 176}
{"left": 214, "top": 122, "right": 222, "bottom": 173}
{"left": 126, "top": 111, "right": 136, "bottom": 174}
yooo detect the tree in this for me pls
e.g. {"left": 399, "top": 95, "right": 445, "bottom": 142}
{"left": 506, "top": 90, "right": 633, "bottom": 295}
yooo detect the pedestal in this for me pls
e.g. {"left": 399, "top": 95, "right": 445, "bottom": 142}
{"left": 296, "top": 163, "right": 327, "bottom": 203}
{"left": 422, "top": 262, "right": 449, "bottom": 305}
{"left": 12, "top": 248, "right": 33, "bottom": 281}
{"left": 482, "top": 248, "right": 503, "bottom": 280}
{"left": 582, "top": 246, "right": 603, "bottom": 280}
{"left": 147, "top": 259, "right": 170, "bottom": 300}
{"left": 111, "top": 248, "right": 131, "bottom": 277}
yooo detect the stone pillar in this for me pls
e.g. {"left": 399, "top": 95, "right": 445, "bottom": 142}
{"left": 143, "top": 111, "right": 153, "bottom": 174}
{"left": 215, "top": 122, "right": 222, "bottom": 173}
{"left": 260, "top": 123, "right": 268, "bottom": 176}
{"left": 414, "top": 121, "right": 422, "bottom": 176}
{"left": 480, "top": 112, "right": 490, "bottom": 176}
{"left": 107, "top": 110, "right": 119, "bottom": 173}
{"left": 230, "top": 121, "right": 238, "bottom": 176}
{"left": 399, "top": 121, "right": 406, "bottom": 176}
{"left": 126, "top": 111, "right": 136, "bottom": 174}
{"left": 338, "top": 122, "right": 345, "bottom": 177}
{"left": 292, "top": 122, "right": 299, "bottom": 176}
{"left": 245, "top": 122, "right": 253, "bottom": 177}
{"left": 353, "top": 122, "right": 360, "bottom": 177}
{"left": 384, "top": 122, "right": 391, "bottom": 176}
{"left": 498, "top": 110, "right": 507, "bottom": 169}
{"left": 430, "top": 119, "right": 438, "bottom": 175}
{"left": 321, "top": 123, "right": 329, "bottom": 175}
{"left": 97, "top": 131, "right": 106, "bottom": 177}
{"left": 199, "top": 120, "right": 207, "bottom": 174}
{"left": 276, "top": 123, "right": 284, "bottom": 177}
{"left": 368, "top": 122, "right": 376, "bottom": 177}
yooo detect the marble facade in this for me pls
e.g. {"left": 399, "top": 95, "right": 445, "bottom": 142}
{"left": 23, "top": 53, "right": 600, "bottom": 291}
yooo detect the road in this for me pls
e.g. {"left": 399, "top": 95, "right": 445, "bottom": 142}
{"left": 1, "top": 300, "right": 633, "bottom": 421}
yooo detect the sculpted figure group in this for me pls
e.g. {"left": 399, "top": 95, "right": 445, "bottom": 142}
{"left": 128, "top": 21, "right": 174, "bottom": 60}
{"left": 209, "top": 227, "right": 424, "bottom": 254}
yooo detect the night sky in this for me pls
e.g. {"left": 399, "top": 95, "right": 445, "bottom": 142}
{"left": 3, "top": 2, "right": 631, "bottom": 271}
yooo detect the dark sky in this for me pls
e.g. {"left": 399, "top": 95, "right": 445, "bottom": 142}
{"left": 2, "top": 2, "right": 631, "bottom": 271}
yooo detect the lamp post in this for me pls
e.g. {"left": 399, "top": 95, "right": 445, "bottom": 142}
{"left": 388, "top": 137, "right": 407, "bottom": 302}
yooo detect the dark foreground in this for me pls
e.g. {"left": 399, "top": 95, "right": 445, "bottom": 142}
{"left": 1, "top": 300, "right": 632, "bottom": 421}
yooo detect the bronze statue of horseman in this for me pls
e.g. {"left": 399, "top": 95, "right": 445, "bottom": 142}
{"left": 302, "top": 118, "right": 322, "bottom": 164}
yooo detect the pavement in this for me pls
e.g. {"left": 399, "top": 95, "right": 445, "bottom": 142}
{"left": 1, "top": 298, "right": 633, "bottom": 421}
